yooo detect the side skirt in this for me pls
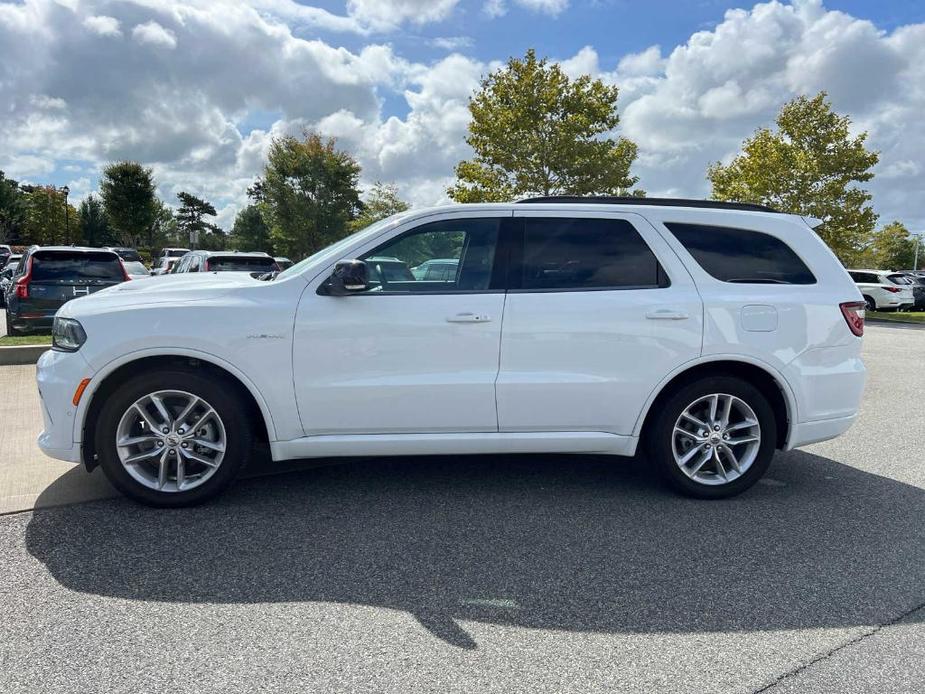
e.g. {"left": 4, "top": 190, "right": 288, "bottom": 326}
{"left": 270, "top": 431, "right": 639, "bottom": 461}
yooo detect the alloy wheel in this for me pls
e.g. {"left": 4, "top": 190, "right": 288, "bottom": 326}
{"left": 671, "top": 393, "right": 761, "bottom": 486}
{"left": 115, "top": 390, "right": 226, "bottom": 493}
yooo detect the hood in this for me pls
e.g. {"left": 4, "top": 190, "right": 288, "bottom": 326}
{"left": 58, "top": 271, "right": 262, "bottom": 317}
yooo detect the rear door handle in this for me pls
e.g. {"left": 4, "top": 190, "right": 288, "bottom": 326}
{"left": 646, "top": 309, "right": 689, "bottom": 320}
{"left": 447, "top": 312, "right": 492, "bottom": 323}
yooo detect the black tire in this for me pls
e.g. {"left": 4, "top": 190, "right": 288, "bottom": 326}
{"left": 646, "top": 376, "right": 777, "bottom": 499}
{"left": 5, "top": 310, "right": 20, "bottom": 336}
{"left": 863, "top": 295, "right": 876, "bottom": 312}
{"left": 94, "top": 367, "right": 253, "bottom": 507}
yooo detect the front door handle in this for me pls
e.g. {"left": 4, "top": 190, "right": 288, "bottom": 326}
{"left": 447, "top": 312, "right": 492, "bottom": 323}
{"left": 646, "top": 309, "right": 689, "bottom": 320}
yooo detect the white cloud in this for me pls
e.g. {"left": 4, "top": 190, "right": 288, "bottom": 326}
{"left": 346, "top": 0, "right": 460, "bottom": 32}
{"left": 482, "top": 0, "right": 568, "bottom": 18}
{"left": 83, "top": 15, "right": 121, "bottom": 37}
{"left": 2, "top": 0, "right": 925, "bottom": 234}
{"left": 428, "top": 36, "right": 474, "bottom": 51}
{"left": 132, "top": 21, "right": 177, "bottom": 49}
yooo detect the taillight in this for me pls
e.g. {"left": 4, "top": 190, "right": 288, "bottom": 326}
{"left": 840, "top": 301, "right": 865, "bottom": 337}
{"left": 14, "top": 256, "right": 32, "bottom": 298}
{"left": 882, "top": 285, "right": 901, "bottom": 293}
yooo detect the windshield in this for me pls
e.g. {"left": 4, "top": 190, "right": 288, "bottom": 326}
{"left": 123, "top": 261, "right": 149, "bottom": 274}
{"left": 275, "top": 211, "right": 414, "bottom": 281}
{"left": 31, "top": 251, "right": 124, "bottom": 282}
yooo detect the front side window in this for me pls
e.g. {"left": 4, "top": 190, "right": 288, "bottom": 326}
{"left": 356, "top": 218, "right": 500, "bottom": 293}
{"left": 519, "top": 217, "right": 664, "bottom": 290}
{"left": 665, "top": 222, "right": 816, "bottom": 285}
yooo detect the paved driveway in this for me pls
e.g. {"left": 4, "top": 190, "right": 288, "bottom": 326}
{"left": 0, "top": 325, "right": 923, "bottom": 693}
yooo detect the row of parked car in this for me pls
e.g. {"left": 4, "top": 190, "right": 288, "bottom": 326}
{"left": 847, "top": 268, "right": 925, "bottom": 311}
{"left": 0, "top": 244, "right": 292, "bottom": 335}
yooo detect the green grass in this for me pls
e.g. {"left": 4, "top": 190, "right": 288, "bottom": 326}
{"left": 0, "top": 333, "right": 52, "bottom": 346}
{"left": 867, "top": 310, "right": 925, "bottom": 324}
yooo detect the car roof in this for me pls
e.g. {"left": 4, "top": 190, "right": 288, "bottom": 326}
{"left": 847, "top": 268, "right": 892, "bottom": 274}
{"left": 30, "top": 246, "right": 120, "bottom": 254}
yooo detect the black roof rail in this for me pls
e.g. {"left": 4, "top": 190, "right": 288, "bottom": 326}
{"left": 515, "top": 195, "right": 779, "bottom": 213}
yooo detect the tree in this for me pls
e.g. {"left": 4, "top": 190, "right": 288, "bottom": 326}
{"left": 258, "top": 131, "right": 361, "bottom": 259}
{"left": 448, "top": 49, "right": 641, "bottom": 202}
{"left": 867, "top": 221, "right": 917, "bottom": 270}
{"left": 708, "top": 93, "right": 879, "bottom": 264}
{"left": 176, "top": 191, "right": 217, "bottom": 250}
{"left": 349, "top": 182, "right": 410, "bottom": 231}
{"left": 21, "top": 186, "right": 75, "bottom": 245}
{"left": 100, "top": 161, "right": 158, "bottom": 249}
{"left": 230, "top": 204, "right": 273, "bottom": 253}
{"left": 77, "top": 194, "right": 110, "bottom": 247}
{"left": 0, "top": 170, "right": 26, "bottom": 244}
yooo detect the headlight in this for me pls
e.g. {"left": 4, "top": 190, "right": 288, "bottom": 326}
{"left": 52, "top": 317, "right": 87, "bottom": 352}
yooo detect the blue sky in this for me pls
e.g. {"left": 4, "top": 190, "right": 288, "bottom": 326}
{"left": 2, "top": 0, "right": 925, "bottom": 230}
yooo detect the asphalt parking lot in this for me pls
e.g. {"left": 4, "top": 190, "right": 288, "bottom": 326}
{"left": 0, "top": 324, "right": 923, "bottom": 693}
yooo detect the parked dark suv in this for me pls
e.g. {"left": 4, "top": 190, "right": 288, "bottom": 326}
{"left": 5, "top": 247, "right": 129, "bottom": 335}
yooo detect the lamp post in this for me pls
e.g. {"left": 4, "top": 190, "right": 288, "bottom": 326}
{"left": 61, "top": 185, "right": 70, "bottom": 245}
{"left": 913, "top": 231, "right": 924, "bottom": 272}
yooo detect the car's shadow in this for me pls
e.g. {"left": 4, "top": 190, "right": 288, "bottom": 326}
{"left": 25, "top": 451, "right": 925, "bottom": 649}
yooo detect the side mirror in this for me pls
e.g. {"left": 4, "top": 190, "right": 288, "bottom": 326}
{"left": 326, "top": 259, "right": 369, "bottom": 295}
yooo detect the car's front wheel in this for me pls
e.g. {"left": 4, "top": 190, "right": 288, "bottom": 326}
{"left": 647, "top": 376, "right": 777, "bottom": 499}
{"left": 95, "top": 368, "right": 253, "bottom": 507}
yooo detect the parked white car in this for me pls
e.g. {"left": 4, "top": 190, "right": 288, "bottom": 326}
{"left": 36, "top": 198, "right": 867, "bottom": 506}
{"left": 847, "top": 269, "right": 915, "bottom": 311}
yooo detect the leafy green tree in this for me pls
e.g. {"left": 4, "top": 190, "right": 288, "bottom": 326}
{"left": 176, "top": 191, "right": 217, "bottom": 250}
{"left": 708, "top": 93, "right": 879, "bottom": 264}
{"left": 448, "top": 49, "right": 641, "bottom": 202}
{"left": 230, "top": 204, "right": 273, "bottom": 253}
{"left": 21, "top": 186, "right": 75, "bottom": 245}
{"left": 258, "top": 131, "right": 361, "bottom": 259}
{"left": 77, "top": 194, "right": 111, "bottom": 247}
{"left": 0, "top": 170, "right": 26, "bottom": 244}
{"left": 867, "top": 221, "right": 917, "bottom": 270}
{"left": 350, "top": 182, "right": 410, "bottom": 231}
{"left": 100, "top": 161, "right": 158, "bottom": 249}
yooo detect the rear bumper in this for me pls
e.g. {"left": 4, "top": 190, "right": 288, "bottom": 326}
{"left": 9, "top": 309, "right": 55, "bottom": 332}
{"left": 786, "top": 413, "right": 858, "bottom": 450}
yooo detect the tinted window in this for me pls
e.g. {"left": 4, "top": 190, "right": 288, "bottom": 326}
{"left": 520, "top": 218, "right": 663, "bottom": 290}
{"left": 30, "top": 252, "right": 124, "bottom": 282}
{"left": 358, "top": 218, "right": 499, "bottom": 293}
{"left": 207, "top": 256, "right": 277, "bottom": 272}
{"left": 665, "top": 223, "right": 815, "bottom": 285}
{"left": 165, "top": 249, "right": 189, "bottom": 258}
{"left": 123, "top": 261, "right": 148, "bottom": 275}
{"left": 887, "top": 274, "right": 912, "bottom": 285}
{"left": 851, "top": 272, "right": 879, "bottom": 284}
{"left": 112, "top": 249, "right": 142, "bottom": 262}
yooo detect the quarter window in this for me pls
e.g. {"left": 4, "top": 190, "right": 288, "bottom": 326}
{"left": 519, "top": 217, "right": 664, "bottom": 290}
{"left": 357, "top": 218, "right": 500, "bottom": 293}
{"left": 665, "top": 223, "right": 816, "bottom": 285}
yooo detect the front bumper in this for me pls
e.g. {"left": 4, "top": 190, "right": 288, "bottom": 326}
{"left": 35, "top": 348, "right": 95, "bottom": 464}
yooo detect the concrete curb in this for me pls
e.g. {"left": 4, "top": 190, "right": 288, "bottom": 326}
{"left": 0, "top": 345, "right": 49, "bottom": 365}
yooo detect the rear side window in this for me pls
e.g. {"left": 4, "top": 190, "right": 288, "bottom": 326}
{"left": 30, "top": 252, "right": 123, "bottom": 282}
{"left": 520, "top": 218, "right": 664, "bottom": 290}
{"left": 850, "top": 272, "right": 879, "bottom": 284}
{"left": 665, "top": 223, "right": 816, "bottom": 285}
{"left": 207, "top": 256, "right": 277, "bottom": 272}
{"left": 887, "top": 274, "right": 912, "bottom": 285}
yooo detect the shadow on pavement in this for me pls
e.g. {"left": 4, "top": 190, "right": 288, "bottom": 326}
{"left": 24, "top": 451, "right": 925, "bottom": 649}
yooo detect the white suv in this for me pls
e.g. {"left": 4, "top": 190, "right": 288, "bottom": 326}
{"left": 36, "top": 198, "right": 867, "bottom": 506}
{"left": 847, "top": 269, "right": 915, "bottom": 311}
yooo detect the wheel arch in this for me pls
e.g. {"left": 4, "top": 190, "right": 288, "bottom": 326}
{"left": 634, "top": 356, "right": 796, "bottom": 450}
{"left": 78, "top": 350, "right": 276, "bottom": 471}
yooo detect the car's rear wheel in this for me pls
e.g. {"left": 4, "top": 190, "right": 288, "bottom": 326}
{"left": 863, "top": 295, "right": 876, "bottom": 312}
{"left": 95, "top": 368, "right": 253, "bottom": 507}
{"left": 5, "top": 310, "right": 20, "bottom": 336}
{"left": 647, "top": 376, "right": 777, "bottom": 499}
